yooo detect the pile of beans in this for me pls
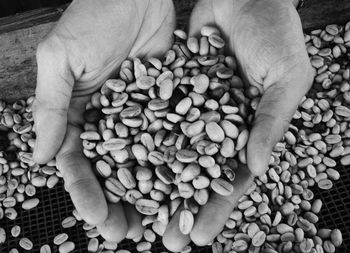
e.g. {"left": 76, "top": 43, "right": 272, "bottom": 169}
{"left": 0, "top": 97, "right": 65, "bottom": 252}
{"left": 81, "top": 24, "right": 349, "bottom": 252}
{"left": 0, "top": 21, "right": 348, "bottom": 253}
{"left": 81, "top": 25, "right": 260, "bottom": 238}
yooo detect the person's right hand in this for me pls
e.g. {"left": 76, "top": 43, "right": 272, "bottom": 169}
{"left": 33, "top": 0, "right": 175, "bottom": 242}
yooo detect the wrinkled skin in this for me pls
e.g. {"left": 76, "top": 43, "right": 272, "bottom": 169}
{"left": 33, "top": 0, "right": 313, "bottom": 250}
{"left": 33, "top": 0, "right": 175, "bottom": 242}
{"left": 163, "top": 0, "right": 314, "bottom": 251}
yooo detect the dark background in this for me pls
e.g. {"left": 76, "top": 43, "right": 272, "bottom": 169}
{"left": 0, "top": 0, "right": 71, "bottom": 17}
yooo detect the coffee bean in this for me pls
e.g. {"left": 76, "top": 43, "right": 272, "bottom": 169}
{"left": 179, "top": 210, "right": 194, "bottom": 234}
{"left": 19, "top": 237, "right": 33, "bottom": 250}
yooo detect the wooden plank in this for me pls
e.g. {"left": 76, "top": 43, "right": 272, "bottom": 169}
{"left": 299, "top": 0, "right": 350, "bottom": 31}
{"left": 1, "top": 0, "right": 350, "bottom": 102}
{"left": 0, "top": 6, "right": 65, "bottom": 34}
{"left": 0, "top": 22, "right": 56, "bottom": 101}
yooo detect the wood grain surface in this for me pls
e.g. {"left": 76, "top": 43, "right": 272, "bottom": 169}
{"left": 0, "top": 0, "right": 350, "bottom": 101}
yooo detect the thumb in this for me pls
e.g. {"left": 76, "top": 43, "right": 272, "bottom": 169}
{"left": 188, "top": 0, "right": 215, "bottom": 38}
{"left": 33, "top": 37, "right": 75, "bottom": 164}
{"left": 247, "top": 58, "right": 314, "bottom": 176}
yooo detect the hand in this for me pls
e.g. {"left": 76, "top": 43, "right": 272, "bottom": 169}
{"left": 33, "top": 0, "right": 175, "bottom": 242}
{"left": 163, "top": 0, "right": 314, "bottom": 251}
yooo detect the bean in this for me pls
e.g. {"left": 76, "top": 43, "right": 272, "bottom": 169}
{"left": 175, "top": 97, "right": 192, "bottom": 115}
{"left": 178, "top": 182, "right": 195, "bottom": 199}
{"left": 58, "top": 241, "right": 75, "bottom": 253}
{"left": 192, "top": 176, "right": 210, "bottom": 189}
{"left": 144, "top": 229, "right": 156, "bottom": 243}
{"left": 0, "top": 227, "right": 6, "bottom": 243}
{"left": 198, "top": 155, "right": 215, "bottom": 168}
{"left": 80, "top": 131, "right": 101, "bottom": 141}
{"left": 3, "top": 196, "right": 16, "bottom": 207}
{"left": 31, "top": 176, "right": 47, "bottom": 187}
{"left": 330, "top": 229, "right": 342, "bottom": 247}
{"left": 174, "top": 29, "right": 187, "bottom": 40}
{"left": 191, "top": 74, "right": 210, "bottom": 94}
{"left": 102, "top": 138, "right": 128, "bottom": 151}
{"left": 208, "top": 34, "right": 225, "bottom": 48}
{"left": 9, "top": 225, "right": 21, "bottom": 239}
{"left": 54, "top": 233, "right": 69, "bottom": 245}
{"left": 94, "top": 160, "right": 112, "bottom": 178}
{"left": 105, "top": 177, "right": 126, "bottom": 196}
{"left": 211, "top": 178, "right": 234, "bottom": 196}
{"left": 105, "top": 79, "right": 126, "bottom": 92}
{"left": 135, "top": 199, "right": 159, "bottom": 215}
{"left": 220, "top": 137, "right": 235, "bottom": 158}
{"left": 186, "top": 120, "right": 205, "bottom": 137}
{"left": 194, "top": 188, "right": 209, "bottom": 205}
{"left": 212, "top": 241, "right": 223, "bottom": 253}
{"left": 86, "top": 228, "right": 99, "bottom": 238}
{"left": 176, "top": 149, "right": 198, "bottom": 163}
{"left": 5, "top": 208, "right": 18, "bottom": 220}
{"left": 155, "top": 165, "right": 175, "bottom": 184}
{"left": 117, "top": 168, "right": 136, "bottom": 189}
{"left": 61, "top": 216, "right": 77, "bottom": 228}
{"left": 252, "top": 231, "right": 266, "bottom": 247}
{"left": 199, "top": 36, "right": 209, "bottom": 56}
{"left": 340, "top": 155, "right": 350, "bottom": 165}
{"left": 148, "top": 151, "right": 165, "bottom": 165}
{"left": 236, "top": 129, "right": 249, "bottom": 151}
{"left": 40, "top": 244, "right": 51, "bottom": 253}
{"left": 205, "top": 122, "right": 225, "bottom": 142}
{"left": 179, "top": 210, "right": 194, "bottom": 234}
{"left": 187, "top": 37, "right": 199, "bottom": 53}
{"left": 206, "top": 164, "right": 221, "bottom": 178}
{"left": 232, "top": 240, "right": 248, "bottom": 252}
{"left": 318, "top": 179, "right": 333, "bottom": 190}
{"left": 19, "top": 237, "right": 33, "bottom": 251}
{"left": 181, "top": 163, "right": 201, "bottom": 182}
{"left": 22, "top": 198, "right": 39, "bottom": 210}
{"left": 125, "top": 189, "right": 142, "bottom": 204}
{"left": 220, "top": 120, "right": 239, "bottom": 139}
{"left": 323, "top": 240, "right": 335, "bottom": 253}
{"left": 136, "top": 75, "right": 155, "bottom": 90}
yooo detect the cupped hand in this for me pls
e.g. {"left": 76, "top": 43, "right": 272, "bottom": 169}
{"left": 163, "top": 0, "right": 314, "bottom": 251}
{"left": 33, "top": 0, "right": 175, "bottom": 242}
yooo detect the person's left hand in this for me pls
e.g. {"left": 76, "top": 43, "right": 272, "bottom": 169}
{"left": 163, "top": 0, "right": 314, "bottom": 251}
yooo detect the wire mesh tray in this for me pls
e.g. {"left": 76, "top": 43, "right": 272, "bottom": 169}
{"left": 0, "top": 164, "right": 349, "bottom": 252}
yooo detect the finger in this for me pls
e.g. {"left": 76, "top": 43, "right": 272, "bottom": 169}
{"left": 33, "top": 38, "right": 75, "bottom": 164}
{"left": 291, "top": 0, "right": 300, "bottom": 7}
{"left": 247, "top": 59, "right": 314, "bottom": 176}
{"left": 190, "top": 167, "right": 254, "bottom": 246}
{"left": 188, "top": 0, "right": 216, "bottom": 37}
{"left": 96, "top": 202, "right": 128, "bottom": 242}
{"left": 124, "top": 203, "right": 145, "bottom": 239}
{"left": 163, "top": 204, "right": 191, "bottom": 252}
{"left": 129, "top": 0, "right": 176, "bottom": 59}
{"left": 56, "top": 124, "right": 108, "bottom": 225}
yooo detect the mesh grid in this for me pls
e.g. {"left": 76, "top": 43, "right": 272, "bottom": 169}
{"left": 0, "top": 165, "right": 349, "bottom": 253}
